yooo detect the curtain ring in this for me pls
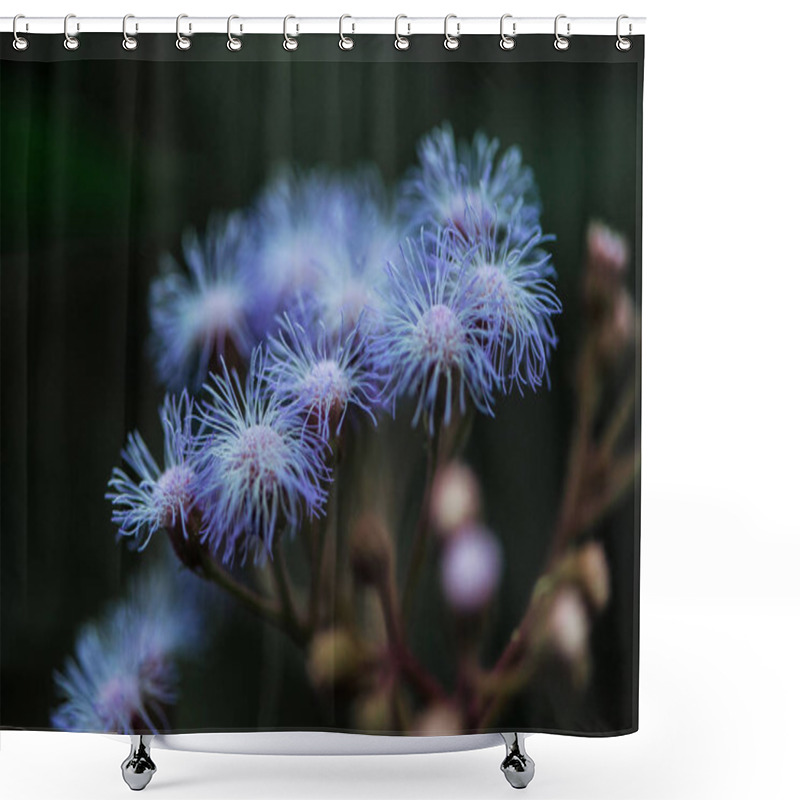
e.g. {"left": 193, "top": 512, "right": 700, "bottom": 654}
{"left": 12, "top": 14, "right": 29, "bottom": 51}
{"left": 176, "top": 14, "right": 191, "bottom": 50}
{"left": 499, "top": 14, "right": 516, "bottom": 50}
{"left": 227, "top": 15, "right": 242, "bottom": 51}
{"left": 394, "top": 15, "right": 410, "bottom": 50}
{"left": 444, "top": 14, "right": 460, "bottom": 51}
{"left": 122, "top": 14, "right": 138, "bottom": 51}
{"left": 283, "top": 15, "right": 298, "bottom": 51}
{"left": 554, "top": 14, "right": 570, "bottom": 51}
{"left": 616, "top": 15, "right": 632, "bottom": 51}
{"left": 63, "top": 13, "right": 79, "bottom": 51}
{"left": 339, "top": 14, "right": 354, "bottom": 50}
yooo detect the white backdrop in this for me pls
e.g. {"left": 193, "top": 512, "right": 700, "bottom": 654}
{"left": 2, "top": 1, "right": 799, "bottom": 798}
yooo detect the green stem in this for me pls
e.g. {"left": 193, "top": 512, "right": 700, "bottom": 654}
{"left": 377, "top": 578, "right": 447, "bottom": 704}
{"left": 308, "top": 516, "right": 323, "bottom": 630}
{"left": 401, "top": 426, "right": 440, "bottom": 622}
{"left": 270, "top": 539, "right": 304, "bottom": 641}
{"left": 598, "top": 378, "right": 637, "bottom": 460}
{"left": 199, "top": 551, "right": 309, "bottom": 648}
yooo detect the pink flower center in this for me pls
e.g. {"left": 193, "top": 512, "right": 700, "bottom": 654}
{"left": 232, "top": 424, "right": 287, "bottom": 491}
{"left": 156, "top": 465, "right": 194, "bottom": 528}
{"left": 414, "top": 304, "right": 464, "bottom": 366}
{"left": 194, "top": 286, "right": 243, "bottom": 338}
{"left": 97, "top": 674, "right": 141, "bottom": 725}
{"left": 304, "top": 360, "right": 351, "bottom": 411}
{"left": 473, "top": 264, "right": 514, "bottom": 321}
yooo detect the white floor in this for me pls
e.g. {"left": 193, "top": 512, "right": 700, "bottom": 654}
{"left": 2, "top": 596, "right": 798, "bottom": 799}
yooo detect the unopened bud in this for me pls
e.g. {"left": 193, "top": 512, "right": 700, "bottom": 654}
{"left": 546, "top": 587, "right": 590, "bottom": 663}
{"left": 349, "top": 513, "right": 393, "bottom": 586}
{"left": 587, "top": 221, "right": 629, "bottom": 278}
{"left": 431, "top": 462, "right": 482, "bottom": 537}
{"left": 597, "top": 289, "right": 635, "bottom": 363}
{"left": 307, "top": 629, "right": 365, "bottom": 690}
{"left": 440, "top": 525, "right": 502, "bottom": 613}
{"left": 413, "top": 703, "right": 464, "bottom": 736}
{"left": 353, "top": 687, "right": 393, "bottom": 731}
{"left": 575, "top": 542, "right": 610, "bottom": 611}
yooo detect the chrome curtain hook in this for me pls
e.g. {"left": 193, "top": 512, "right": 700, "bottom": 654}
{"left": 12, "top": 14, "right": 29, "bottom": 51}
{"left": 554, "top": 14, "right": 570, "bottom": 51}
{"left": 122, "top": 14, "right": 138, "bottom": 51}
{"left": 227, "top": 15, "right": 242, "bottom": 51}
{"left": 176, "top": 14, "right": 191, "bottom": 50}
{"left": 500, "top": 14, "right": 516, "bottom": 50}
{"left": 339, "top": 14, "right": 354, "bottom": 50}
{"left": 616, "top": 14, "right": 632, "bottom": 51}
{"left": 283, "top": 15, "right": 298, "bottom": 51}
{"left": 444, "top": 14, "right": 460, "bottom": 51}
{"left": 394, "top": 14, "right": 410, "bottom": 50}
{"left": 63, "top": 13, "right": 80, "bottom": 51}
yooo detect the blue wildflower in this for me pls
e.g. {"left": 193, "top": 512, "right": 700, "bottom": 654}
{"left": 150, "top": 213, "right": 256, "bottom": 391}
{"left": 374, "top": 231, "right": 499, "bottom": 434}
{"left": 249, "top": 170, "right": 353, "bottom": 324}
{"left": 197, "top": 346, "right": 331, "bottom": 565}
{"left": 251, "top": 168, "right": 399, "bottom": 335}
{"left": 107, "top": 391, "right": 201, "bottom": 551}
{"left": 51, "top": 563, "right": 203, "bottom": 734}
{"left": 266, "top": 314, "right": 382, "bottom": 440}
{"left": 399, "top": 124, "right": 541, "bottom": 239}
{"left": 453, "top": 212, "right": 562, "bottom": 392}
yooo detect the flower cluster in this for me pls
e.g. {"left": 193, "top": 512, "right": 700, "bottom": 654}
{"left": 108, "top": 125, "right": 561, "bottom": 567}
{"left": 51, "top": 563, "right": 203, "bottom": 734}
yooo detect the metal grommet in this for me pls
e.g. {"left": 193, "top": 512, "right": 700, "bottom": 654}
{"left": 283, "top": 15, "right": 298, "bottom": 51}
{"left": 63, "top": 13, "right": 79, "bottom": 51}
{"left": 500, "top": 14, "right": 516, "bottom": 50}
{"left": 122, "top": 14, "right": 138, "bottom": 51}
{"left": 394, "top": 14, "right": 410, "bottom": 50}
{"left": 616, "top": 15, "right": 632, "bottom": 51}
{"left": 12, "top": 14, "right": 29, "bottom": 51}
{"left": 554, "top": 14, "right": 570, "bottom": 51}
{"left": 176, "top": 13, "right": 191, "bottom": 50}
{"left": 227, "top": 15, "right": 242, "bottom": 51}
{"left": 444, "top": 14, "right": 460, "bottom": 51}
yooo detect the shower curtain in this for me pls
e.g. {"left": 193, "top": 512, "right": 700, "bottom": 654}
{"left": 0, "top": 31, "right": 643, "bottom": 739}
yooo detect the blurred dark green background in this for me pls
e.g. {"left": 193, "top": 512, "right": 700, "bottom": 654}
{"left": 1, "top": 36, "right": 641, "bottom": 735}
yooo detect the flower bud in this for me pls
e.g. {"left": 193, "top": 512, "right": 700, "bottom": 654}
{"left": 440, "top": 524, "right": 502, "bottom": 613}
{"left": 586, "top": 221, "right": 629, "bottom": 279}
{"left": 307, "top": 629, "right": 365, "bottom": 690}
{"left": 353, "top": 687, "right": 393, "bottom": 731}
{"left": 349, "top": 513, "right": 394, "bottom": 587}
{"left": 575, "top": 542, "right": 610, "bottom": 611}
{"left": 597, "top": 288, "right": 635, "bottom": 363}
{"left": 430, "top": 462, "right": 482, "bottom": 538}
{"left": 545, "top": 587, "right": 590, "bottom": 663}
{"left": 412, "top": 703, "right": 464, "bottom": 736}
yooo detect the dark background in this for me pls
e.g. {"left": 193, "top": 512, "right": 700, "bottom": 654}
{"left": 1, "top": 36, "right": 642, "bottom": 734}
